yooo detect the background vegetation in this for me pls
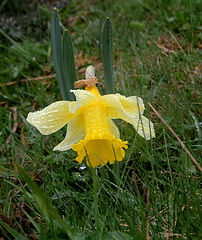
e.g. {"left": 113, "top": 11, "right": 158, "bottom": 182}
{"left": 0, "top": 0, "right": 201, "bottom": 239}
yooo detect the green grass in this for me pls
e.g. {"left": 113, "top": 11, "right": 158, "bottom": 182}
{"left": 0, "top": 0, "right": 201, "bottom": 239}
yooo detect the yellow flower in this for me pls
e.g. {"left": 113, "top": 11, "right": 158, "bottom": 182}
{"left": 27, "top": 66, "right": 155, "bottom": 168}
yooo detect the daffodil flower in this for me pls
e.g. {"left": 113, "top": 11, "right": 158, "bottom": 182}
{"left": 27, "top": 66, "right": 155, "bottom": 168}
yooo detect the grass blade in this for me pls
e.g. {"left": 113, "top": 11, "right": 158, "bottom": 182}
{"left": 189, "top": 110, "right": 202, "bottom": 140}
{"left": 102, "top": 17, "right": 115, "bottom": 94}
{"left": 0, "top": 29, "right": 42, "bottom": 70}
{"left": 51, "top": 8, "right": 72, "bottom": 100}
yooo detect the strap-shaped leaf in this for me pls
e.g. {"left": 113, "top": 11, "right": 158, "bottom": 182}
{"left": 102, "top": 17, "right": 115, "bottom": 94}
{"left": 16, "top": 164, "right": 77, "bottom": 239}
{"left": 51, "top": 8, "right": 74, "bottom": 100}
{"left": 0, "top": 219, "right": 18, "bottom": 238}
{"left": 102, "top": 18, "right": 120, "bottom": 181}
{"left": 63, "top": 30, "right": 77, "bottom": 100}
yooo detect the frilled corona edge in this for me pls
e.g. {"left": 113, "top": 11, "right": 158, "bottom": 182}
{"left": 27, "top": 67, "right": 155, "bottom": 167}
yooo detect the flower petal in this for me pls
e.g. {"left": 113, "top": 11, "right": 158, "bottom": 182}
{"left": 27, "top": 101, "right": 77, "bottom": 135}
{"left": 70, "top": 89, "right": 97, "bottom": 113}
{"left": 133, "top": 115, "right": 155, "bottom": 140}
{"left": 100, "top": 94, "right": 155, "bottom": 140}
{"left": 115, "top": 94, "right": 145, "bottom": 117}
{"left": 101, "top": 94, "right": 145, "bottom": 117}
{"left": 111, "top": 139, "right": 128, "bottom": 163}
{"left": 108, "top": 119, "right": 120, "bottom": 139}
{"left": 53, "top": 115, "right": 85, "bottom": 151}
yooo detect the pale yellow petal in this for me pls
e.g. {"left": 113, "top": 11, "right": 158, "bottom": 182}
{"left": 27, "top": 101, "right": 77, "bottom": 135}
{"left": 70, "top": 89, "right": 97, "bottom": 113}
{"left": 53, "top": 115, "right": 85, "bottom": 151}
{"left": 101, "top": 94, "right": 145, "bottom": 118}
{"left": 100, "top": 94, "right": 155, "bottom": 140}
{"left": 108, "top": 119, "right": 120, "bottom": 139}
{"left": 114, "top": 94, "right": 145, "bottom": 116}
{"left": 133, "top": 115, "right": 155, "bottom": 140}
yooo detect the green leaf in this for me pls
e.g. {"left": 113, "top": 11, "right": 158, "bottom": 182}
{"left": 102, "top": 18, "right": 119, "bottom": 183}
{"left": 0, "top": 218, "right": 18, "bottom": 238}
{"left": 102, "top": 17, "right": 115, "bottom": 94}
{"left": 51, "top": 8, "right": 74, "bottom": 100}
{"left": 63, "top": 29, "right": 77, "bottom": 99}
{"left": 16, "top": 164, "right": 77, "bottom": 239}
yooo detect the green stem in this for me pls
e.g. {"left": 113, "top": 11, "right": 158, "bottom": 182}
{"left": 92, "top": 168, "right": 100, "bottom": 230}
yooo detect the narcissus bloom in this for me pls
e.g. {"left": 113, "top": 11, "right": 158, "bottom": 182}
{"left": 27, "top": 66, "right": 155, "bottom": 168}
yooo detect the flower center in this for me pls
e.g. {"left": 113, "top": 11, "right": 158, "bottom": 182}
{"left": 85, "top": 85, "right": 101, "bottom": 97}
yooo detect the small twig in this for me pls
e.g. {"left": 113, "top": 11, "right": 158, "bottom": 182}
{"left": 150, "top": 208, "right": 167, "bottom": 221}
{"left": 148, "top": 102, "right": 202, "bottom": 173}
{"left": 169, "top": 31, "right": 186, "bottom": 57}
{"left": 138, "top": 216, "right": 142, "bottom": 234}
{"left": 146, "top": 187, "right": 150, "bottom": 240}
{"left": 0, "top": 75, "right": 54, "bottom": 88}
{"left": 155, "top": 42, "right": 176, "bottom": 54}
